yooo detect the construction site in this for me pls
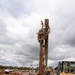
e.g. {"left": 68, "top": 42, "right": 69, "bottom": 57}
{"left": 0, "top": 18, "right": 75, "bottom": 75}
{"left": 0, "top": 0, "right": 75, "bottom": 75}
{"left": 0, "top": 19, "right": 75, "bottom": 75}
{"left": 0, "top": 19, "right": 56, "bottom": 75}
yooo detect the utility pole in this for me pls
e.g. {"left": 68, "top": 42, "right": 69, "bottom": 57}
{"left": 37, "top": 19, "right": 50, "bottom": 75}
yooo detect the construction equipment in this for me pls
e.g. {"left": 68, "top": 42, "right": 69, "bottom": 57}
{"left": 58, "top": 61, "right": 75, "bottom": 75}
{"left": 37, "top": 19, "right": 50, "bottom": 75}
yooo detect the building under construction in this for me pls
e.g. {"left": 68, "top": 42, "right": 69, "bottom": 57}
{"left": 37, "top": 19, "right": 50, "bottom": 75}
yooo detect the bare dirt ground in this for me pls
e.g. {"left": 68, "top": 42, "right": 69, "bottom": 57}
{"left": 0, "top": 70, "right": 57, "bottom": 75}
{"left": 0, "top": 71, "right": 38, "bottom": 75}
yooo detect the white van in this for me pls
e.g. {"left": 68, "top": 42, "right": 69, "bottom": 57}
{"left": 29, "top": 70, "right": 33, "bottom": 75}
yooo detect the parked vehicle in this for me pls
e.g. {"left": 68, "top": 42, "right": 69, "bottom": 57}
{"left": 4, "top": 69, "right": 10, "bottom": 75}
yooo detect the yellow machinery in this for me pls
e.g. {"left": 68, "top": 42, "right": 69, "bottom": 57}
{"left": 58, "top": 61, "right": 75, "bottom": 75}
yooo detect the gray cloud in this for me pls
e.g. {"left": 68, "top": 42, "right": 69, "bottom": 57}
{"left": 0, "top": 22, "right": 6, "bottom": 34}
{"left": 62, "top": 25, "right": 75, "bottom": 47}
{"left": 0, "top": 0, "right": 34, "bottom": 18}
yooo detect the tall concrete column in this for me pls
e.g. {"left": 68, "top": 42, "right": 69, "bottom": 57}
{"left": 39, "top": 40, "right": 44, "bottom": 75}
{"left": 37, "top": 19, "right": 50, "bottom": 75}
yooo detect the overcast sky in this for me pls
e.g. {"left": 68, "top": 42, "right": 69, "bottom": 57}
{"left": 0, "top": 0, "right": 75, "bottom": 68}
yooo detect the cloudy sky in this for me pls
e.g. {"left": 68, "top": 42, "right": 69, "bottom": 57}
{"left": 0, "top": 0, "right": 75, "bottom": 68}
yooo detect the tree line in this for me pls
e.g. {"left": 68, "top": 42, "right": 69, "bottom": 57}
{"left": 0, "top": 65, "right": 58, "bottom": 71}
{"left": 0, "top": 65, "right": 30, "bottom": 70}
